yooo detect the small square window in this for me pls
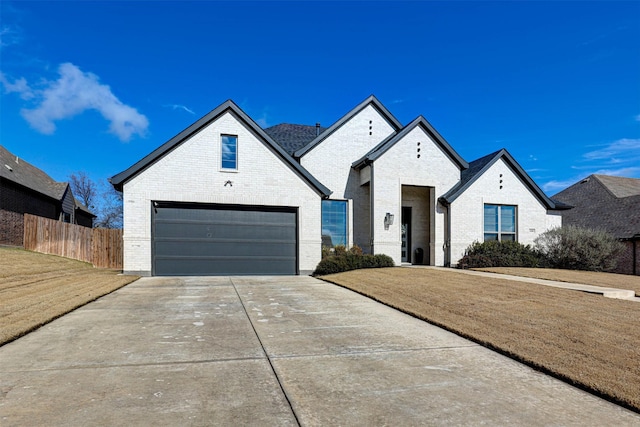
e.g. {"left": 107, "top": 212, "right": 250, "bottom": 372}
{"left": 221, "top": 135, "right": 237, "bottom": 170}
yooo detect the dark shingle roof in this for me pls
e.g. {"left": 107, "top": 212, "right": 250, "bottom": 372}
{"left": 553, "top": 174, "right": 640, "bottom": 239}
{"left": 264, "top": 123, "right": 326, "bottom": 155}
{"left": 440, "top": 148, "right": 565, "bottom": 210}
{"left": 0, "top": 145, "right": 69, "bottom": 201}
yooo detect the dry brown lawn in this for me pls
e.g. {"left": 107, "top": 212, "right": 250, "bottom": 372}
{"left": 475, "top": 267, "right": 640, "bottom": 294}
{"left": 321, "top": 267, "right": 640, "bottom": 412}
{"left": 0, "top": 247, "right": 138, "bottom": 346}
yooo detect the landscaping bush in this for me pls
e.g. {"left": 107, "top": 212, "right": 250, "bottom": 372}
{"left": 457, "top": 240, "right": 543, "bottom": 269}
{"left": 374, "top": 254, "right": 395, "bottom": 267}
{"left": 313, "top": 247, "right": 395, "bottom": 275}
{"left": 534, "top": 226, "right": 624, "bottom": 272}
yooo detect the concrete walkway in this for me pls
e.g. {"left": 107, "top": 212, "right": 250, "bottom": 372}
{"left": 426, "top": 267, "right": 640, "bottom": 301}
{"left": 1, "top": 276, "right": 638, "bottom": 426}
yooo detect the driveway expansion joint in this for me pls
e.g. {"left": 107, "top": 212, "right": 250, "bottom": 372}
{"left": 0, "top": 356, "right": 268, "bottom": 374}
{"left": 230, "top": 277, "right": 302, "bottom": 427}
{"left": 267, "top": 344, "right": 481, "bottom": 360}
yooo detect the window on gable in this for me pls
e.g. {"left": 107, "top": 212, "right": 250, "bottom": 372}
{"left": 321, "top": 200, "right": 348, "bottom": 248}
{"left": 484, "top": 204, "right": 517, "bottom": 241}
{"left": 221, "top": 135, "right": 238, "bottom": 170}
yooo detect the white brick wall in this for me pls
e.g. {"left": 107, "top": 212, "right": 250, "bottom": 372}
{"left": 300, "top": 104, "right": 397, "bottom": 251}
{"left": 449, "top": 158, "right": 562, "bottom": 264}
{"left": 301, "top": 104, "right": 396, "bottom": 199}
{"left": 122, "top": 112, "right": 322, "bottom": 274}
{"left": 373, "top": 126, "right": 462, "bottom": 265}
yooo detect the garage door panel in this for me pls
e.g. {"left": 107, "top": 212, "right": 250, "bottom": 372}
{"left": 154, "top": 240, "right": 296, "bottom": 257}
{"left": 152, "top": 204, "right": 298, "bottom": 276}
{"left": 154, "top": 258, "right": 296, "bottom": 276}
{"left": 154, "top": 222, "right": 296, "bottom": 240}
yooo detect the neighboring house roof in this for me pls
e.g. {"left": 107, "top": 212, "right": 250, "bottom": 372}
{"left": 110, "top": 100, "right": 332, "bottom": 197}
{"left": 293, "top": 95, "right": 403, "bottom": 158}
{"left": 75, "top": 198, "right": 97, "bottom": 217}
{"left": 0, "top": 145, "right": 70, "bottom": 201}
{"left": 352, "top": 115, "right": 469, "bottom": 170}
{"left": 439, "top": 148, "right": 567, "bottom": 210}
{"left": 264, "top": 123, "right": 327, "bottom": 155}
{"left": 593, "top": 174, "right": 640, "bottom": 198}
{"left": 553, "top": 174, "right": 640, "bottom": 239}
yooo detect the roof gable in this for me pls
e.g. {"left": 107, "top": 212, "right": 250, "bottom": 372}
{"left": 440, "top": 148, "right": 564, "bottom": 210}
{"left": 293, "top": 95, "right": 403, "bottom": 158}
{"left": 593, "top": 174, "right": 640, "bottom": 198}
{"left": 352, "top": 115, "right": 468, "bottom": 170}
{"left": 110, "top": 100, "right": 331, "bottom": 197}
{"left": 0, "top": 145, "right": 69, "bottom": 201}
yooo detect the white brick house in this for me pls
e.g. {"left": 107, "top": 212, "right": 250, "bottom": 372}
{"left": 111, "top": 96, "right": 566, "bottom": 276}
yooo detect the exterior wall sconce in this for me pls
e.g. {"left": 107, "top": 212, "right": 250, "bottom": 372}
{"left": 384, "top": 212, "right": 394, "bottom": 230}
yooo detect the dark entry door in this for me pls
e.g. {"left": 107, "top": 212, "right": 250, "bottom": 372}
{"left": 401, "top": 207, "right": 412, "bottom": 263}
{"left": 152, "top": 202, "right": 298, "bottom": 276}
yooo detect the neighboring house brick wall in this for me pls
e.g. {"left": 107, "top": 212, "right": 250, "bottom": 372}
{"left": 0, "top": 178, "right": 58, "bottom": 219}
{"left": 450, "top": 158, "right": 561, "bottom": 264}
{"left": 373, "top": 126, "right": 462, "bottom": 265}
{"left": 75, "top": 210, "right": 94, "bottom": 228}
{"left": 614, "top": 241, "right": 635, "bottom": 275}
{"left": 0, "top": 179, "right": 60, "bottom": 246}
{"left": 123, "top": 111, "right": 322, "bottom": 275}
{"left": 0, "top": 209, "right": 24, "bottom": 246}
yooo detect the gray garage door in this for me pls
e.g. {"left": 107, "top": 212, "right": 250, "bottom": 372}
{"left": 152, "top": 203, "right": 298, "bottom": 276}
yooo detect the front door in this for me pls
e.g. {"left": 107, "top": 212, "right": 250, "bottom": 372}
{"left": 401, "top": 207, "right": 412, "bottom": 263}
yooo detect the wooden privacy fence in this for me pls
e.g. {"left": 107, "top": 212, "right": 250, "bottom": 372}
{"left": 23, "top": 214, "right": 123, "bottom": 269}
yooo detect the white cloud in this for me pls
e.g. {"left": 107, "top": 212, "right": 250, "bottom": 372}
{"left": 255, "top": 115, "right": 268, "bottom": 128}
{"left": 165, "top": 104, "right": 195, "bottom": 115}
{"left": 3, "top": 63, "right": 148, "bottom": 141}
{"left": 582, "top": 138, "right": 640, "bottom": 162}
{"left": 0, "top": 25, "right": 21, "bottom": 49}
{"left": 543, "top": 178, "right": 584, "bottom": 194}
{"left": 0, "top": 71, "right": 34, "bottom": 100}
{"left": 544, "top": 166, "right": 640, "bottom": 194}
{"left": 543, "top": 139, "right": 640, "bottom": 193}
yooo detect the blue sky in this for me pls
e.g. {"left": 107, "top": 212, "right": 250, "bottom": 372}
{"left": 1, "top": 1, "right": 639, "bottom": 195}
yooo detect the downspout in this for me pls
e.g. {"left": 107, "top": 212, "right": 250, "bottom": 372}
{"left": 439, "top": 198, "right": 451, "bottom": 267}
{"left": 369, "top": 162, "right": 375, "bottom": 255}
{"left": 445, "top": 202, "right": 451, "bottom": 267}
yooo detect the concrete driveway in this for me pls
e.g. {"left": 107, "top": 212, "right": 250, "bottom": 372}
{"left": 1, "top": 276, "right": 638, "bottom": 426}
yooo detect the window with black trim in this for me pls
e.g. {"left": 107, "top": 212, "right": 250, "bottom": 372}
{"left": 221, "top": 135, "right": 238, "bottom": 170}
{"left": 484, "top": 204, "right": 516, "bottom": 241}
{"left": 321, "top": 200, "right": 348, "bottom": 247}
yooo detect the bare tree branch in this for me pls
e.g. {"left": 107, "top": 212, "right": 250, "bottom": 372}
{"left": 69, "top": 171, "right": 97, "bottom": 209}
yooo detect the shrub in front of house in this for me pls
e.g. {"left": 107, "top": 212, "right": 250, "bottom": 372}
{"left": 457, "top": 240, "right": 543, "bottom": 269}
{"left": 313, "top": 245, "right": 395, "bottom": 275}
{"left": 534, "top": 226, "right": 624, "bottom": 272}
